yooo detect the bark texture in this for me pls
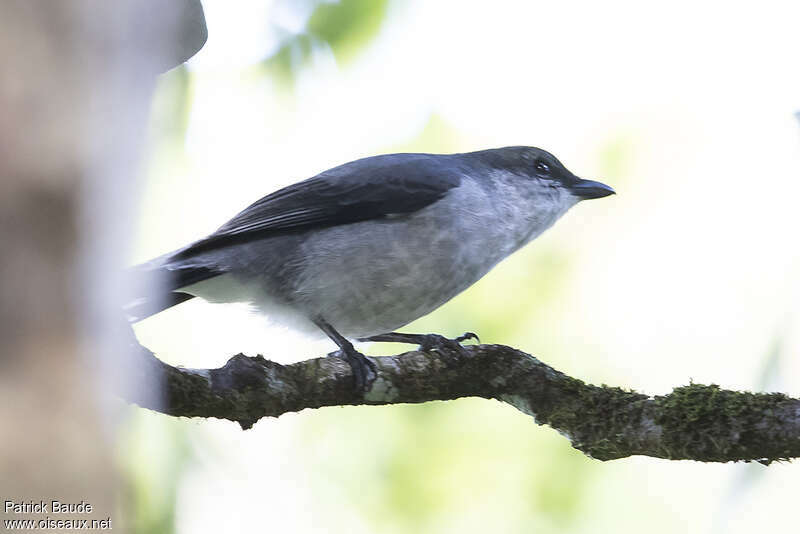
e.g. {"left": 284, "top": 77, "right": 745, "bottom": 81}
{"left": 124, "top": 332, "right": 800, "bottom": 464}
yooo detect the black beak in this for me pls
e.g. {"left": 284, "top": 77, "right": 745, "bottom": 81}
{"left": 569, "top": 178, "right": 615, "bottom": 200}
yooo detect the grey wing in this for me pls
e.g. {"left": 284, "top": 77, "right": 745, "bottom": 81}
{"left": 172, "top": 152, "right": 463, "bottom": 259}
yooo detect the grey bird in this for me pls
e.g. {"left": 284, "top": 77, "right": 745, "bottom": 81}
{"left": 126, "top": 146, "right": 614, "bottom": 391}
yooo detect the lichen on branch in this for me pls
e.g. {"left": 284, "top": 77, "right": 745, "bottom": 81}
{"left": 122, "top": 330, "right": 800, "bottom": 464}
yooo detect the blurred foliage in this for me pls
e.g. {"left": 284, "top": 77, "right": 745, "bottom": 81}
{"left": 134, "top": 66, "right": 195, "bottom": 261}
{"left": 263, "top": 31, "right": 314, "bottom": 86}
{"left": 295, "top": 398, "right": 596, "bottom": 533}
{"left": 446, "top": 248, "right": 572, "bottom": 343}
{"left": 263, "top": 0, "right": 389, "bottom": 86}
{"left": 596, "top": 134, "right": 634, "bottom": 185}
{"left": 755, "top": 332, "right": 784, "bottom": 391}
{"left": 388, "top": 114, "right": 466, "bottom": 154}
{"left": 119, "top": 411, "right": 194, "bottom": 534}
{"left": 307, "top": 0, "right": 389, "bottom": 63}
{"left": 148, "top": 66, "right": 192, "bottom": 149}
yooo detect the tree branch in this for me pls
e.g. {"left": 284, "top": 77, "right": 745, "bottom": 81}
{"left": 123, "top": 331, "right": 800, "bottom": 464}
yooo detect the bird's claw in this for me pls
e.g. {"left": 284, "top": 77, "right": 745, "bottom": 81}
{"left": 328, "top": 347, "right": 377, "bottom": 393}
{"left": 454, "top": 331, "right": 480, "bottom": 344}
{"left": 358, "top": 331, "right": 480, "bottom": 355}
{"left": 416, "top": 333, "right": 473, "bottom": 354}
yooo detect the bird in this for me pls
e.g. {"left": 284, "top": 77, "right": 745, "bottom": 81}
{"left": 126, "top": 146, "right": 614, "bottom": 392}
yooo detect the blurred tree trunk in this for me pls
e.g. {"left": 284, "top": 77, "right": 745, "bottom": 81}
{"left": 0, "top": 1, "right": 205, "bottom": 527}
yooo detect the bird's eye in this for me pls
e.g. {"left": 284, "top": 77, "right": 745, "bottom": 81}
{"left": 534, "top": 161, "right": 550, "bottom": 174}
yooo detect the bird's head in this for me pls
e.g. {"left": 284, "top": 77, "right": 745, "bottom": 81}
{"left": 464, "top": 146, "right": 615, "bottom": 246}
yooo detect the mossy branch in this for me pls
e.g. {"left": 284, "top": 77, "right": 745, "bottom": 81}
{"left": 123, "top": 330, "right": 800, "bottom": 464}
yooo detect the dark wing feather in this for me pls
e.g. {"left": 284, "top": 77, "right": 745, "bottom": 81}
{"left": 174, "top": 153, "right": 462, "bottom": 258}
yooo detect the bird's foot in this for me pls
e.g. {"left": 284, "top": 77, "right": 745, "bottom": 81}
{"left": 314, "top": 316, "right": 377, "bottom": 394}
{"left": 358, "top": 331, "right": 480, "bottom": 354}
{"left": 327, "top": 345, "right": 377, "bottom": 393}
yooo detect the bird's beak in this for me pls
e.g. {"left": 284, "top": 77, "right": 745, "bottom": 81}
{"left": 569, "top": 178, "right": 615, "bottom": 200}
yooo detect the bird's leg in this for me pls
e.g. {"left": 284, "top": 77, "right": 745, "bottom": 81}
{"left": 358, "top": 331, "right": 479, "bottom": 354}
{"left": 313, "top": 317, "right": 377, "bottom": 393}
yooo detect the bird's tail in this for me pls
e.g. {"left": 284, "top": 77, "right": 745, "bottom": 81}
{"left": 123, "top": 252, "right": 222, "bottom": 323}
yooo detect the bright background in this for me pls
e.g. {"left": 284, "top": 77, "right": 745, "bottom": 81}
{"left": 128, "top": 1, "right": 800, "bottom": 532}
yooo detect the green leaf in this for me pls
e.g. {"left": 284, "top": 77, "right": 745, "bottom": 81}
{"left": 308, "top": 0, "right": 390, "bottom": 63}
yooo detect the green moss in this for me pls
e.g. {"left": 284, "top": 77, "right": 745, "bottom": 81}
{"left": 533, "top": 376, "right": 798, "bottom": 463}
{"left": 654, "top": 383, "right": 792, "bottom": 463}
{"left": 538, "top": 377, "right": 649, "bottom": 461}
